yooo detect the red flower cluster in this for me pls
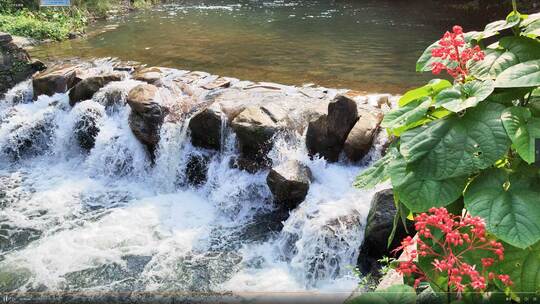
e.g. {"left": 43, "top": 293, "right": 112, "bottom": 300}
{"left": 431, "top": 25, "right": 485, "bottom": 82}
{"left": 394, "top": 207, "right": 512, "bottom": 293}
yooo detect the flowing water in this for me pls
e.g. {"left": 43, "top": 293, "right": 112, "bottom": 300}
{"left": 0, "top": 60, "right": 392, "bottom": 298}
{"left": 30, "top": 0, "right": 487, "bottom": 93}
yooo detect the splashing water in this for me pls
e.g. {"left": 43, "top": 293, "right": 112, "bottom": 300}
{"left": 0, "top": 61, "right": 392, "bottom": 297}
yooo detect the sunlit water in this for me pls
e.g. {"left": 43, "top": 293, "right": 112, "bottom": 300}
{"left": 0, "top": 61, "right": 392, "bottom": 297}
{"left": 30, "top": 0, "right": 487, "bottom": 93}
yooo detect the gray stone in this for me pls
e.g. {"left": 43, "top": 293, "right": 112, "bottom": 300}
{"left": 343, "top": 110, "right": 382, "bottom": 162}
{"left": 267, "top": 160, "right": 312, "bottom": 210}
{"left": 69, "top": 73, "right": 123, "bottom": 106}
{"left": 356, "top": 189, "right": 413, "bottom": 276}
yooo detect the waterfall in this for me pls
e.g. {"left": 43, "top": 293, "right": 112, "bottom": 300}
{"left": 0, "top": 60, "right": 392, "bottom": 296}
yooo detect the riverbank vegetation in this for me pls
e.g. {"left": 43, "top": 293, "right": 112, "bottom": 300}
{"left": 353, "top": 2, "right": 540, "bottom": 303}
{"left": 0, "top": 0, "right": 158, "bottom": 40}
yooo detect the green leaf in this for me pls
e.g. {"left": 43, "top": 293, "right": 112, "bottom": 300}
{"left": 464, "top": 169, "right": 540, "bottom": 248}
{"left": 496, "top": 241, "right": 540, "bottom": 294}
{"left": 390, "top": 154, "right": 465, "bottom": 213}
{"left": 501, "top": 107, "right": 540, "bottom": 164}
{"left": 523, "top": 19, "right": 540, "bottom": 38}
{"left": 382, "top": 97, "right": 432, "bottom": 135}
{"left": 499, "top": 36, "right": 540, "bottom": 63}
{"left": 495, "top": 59, "right": 540, "bottom": 88}
{"left": 353, "top": 149, "right": 397, "bottom": 189}
{"left": 400, "top": 103, "right": 510, "bottom": 180}
{"left": 435, "top": 80, "right": 494, "bottom": 112}
{"left": 468, "top": 49, "right": 519, "bottom": 79}
{"left": 399, "top": 79, "right": 452, "bottom": 106}
{"left": 480, "top": 14, "right": 521, "bottom": 40}
{"left": 346, "top": 284, "right": 416, "bottom": 304}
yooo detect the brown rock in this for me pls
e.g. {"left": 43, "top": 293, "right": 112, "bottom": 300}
{"left": 32, "top": 64, "right": 79, "bottom": 99}
{"left": 343, "top": 110, "right": 382, "bottom": 162}
{"left": 126, "top": 84, "right": 167, "bottom": 158}
{"left": 69, "top": 73, "right": 123, "bottom": 106}
{"left": 231, "top": 106, "right": 281, "bottom": 167}
{"left": 306, "top": 95, "right": 359, "bottom": 162}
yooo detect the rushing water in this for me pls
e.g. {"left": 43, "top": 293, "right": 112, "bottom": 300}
{"left": 0, "top": 60, "right": 392, "bottom": 298}
{"left": 30, "top": 0, "right": 488, "bottom": 94}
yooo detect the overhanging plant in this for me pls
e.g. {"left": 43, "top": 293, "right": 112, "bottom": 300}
{"left": 354, "top": 2, "right": 540, "bottom": 302}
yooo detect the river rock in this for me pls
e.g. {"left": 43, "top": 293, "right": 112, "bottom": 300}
{"left": 32, "top": 64, "right": 79, "bottom": 99}
{"left": 343, "top": 110, "right": 382, "bottom": 162}
{"left": 74, "top": 106, "right": 103, "bottom": 151}
{"left": 133, "top": 66, "right": 176, "bottom": 85}
{"left": 127, "top": 84, "right": 167, "bottom": 158}
{"left": 69, "top": 73, "right": 123, "bottom": 106}
{"left": 306, "top": 95, "right": 358, "bottom": 162}
{"left": 188, "top": 106, "right": 224, "bottom": 150}
{"left": 0, "top": 32, "right": 43, "bottom": 98}
{"left": 267, "top": 160, "right": 312, "bottom": 210}
{"left": 356, "top": 189, "right": 413, "bottom": 276}
{"left": 231, "top": 106, "right": 282, "bottom": 168}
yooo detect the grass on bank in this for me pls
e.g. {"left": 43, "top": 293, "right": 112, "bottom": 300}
{"left": 0, "top": 9, "right": 86, "bottom": 41}
{"left": 0, "top": 0, "right": 158, "bottom": 41}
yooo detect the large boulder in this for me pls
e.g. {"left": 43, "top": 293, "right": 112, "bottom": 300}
{"left": 266, "top": 160, "right": 313, "bottom": 210}
{"left": 0, "top": 32, "right": 44, "bottom": 97}
{"left": 126, "top": 84, "right": 167, "bottom": 158}
{"left": 188, "top": 106, "right": 224, "bottom": 150}
{"left": 356, "top": 189, "right": 413, "bottom": 276}
{"left": 32, "top": 64, "right": 79, "bottom": 99}
{"left": 68, "top": 73, "right": 123, "bottom": 106}
{"left": 306, "top": 95, "right": 359, "bottom": 162}
{"left": 231, "top": 105, "right": 286, "bottom": 168}
{"left": 343, "top": 109, "right": 382, "bottom": 162}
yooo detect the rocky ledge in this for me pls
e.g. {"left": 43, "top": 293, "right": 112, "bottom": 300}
{"left": 5, "top": 48, "right": 401, "bottom": 281}
{"left": 0, "top": 32, "right": 45, "bottom": 98}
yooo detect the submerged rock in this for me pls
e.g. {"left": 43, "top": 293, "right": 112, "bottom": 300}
{"left": 3, "top": 112, "right": 56, "bottom": 160}
{"left": 32, "top": 64, "right": 80, "bottom": 99}
{"left": 266, "top": 160, "right": 312, "bottom": 210}
{"left": 69, "top": 73, "right": 123, "bottom": 106}
{"left": 306, "top": 95, "right": 359, "bottom": 162}
{"left": 343, "top": 109, "right": 382, "bottom": 162}
{"left": 73, "top": 105, "right": 104, "bottom": 151}
{"left": 185, "top": 154, "right": 210, "bottom": 187}
{"left": 0, "top": 32, "right": 43, "bottom": 98}
{"left": 356, "top": 189, "right": 413, "bottom": 276}
{"left": 126, "top": 84, "right": 167, "bottom": 158}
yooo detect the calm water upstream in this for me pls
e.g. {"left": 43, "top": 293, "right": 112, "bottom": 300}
{"left": 30, "top": 0, "right": 490, "bottom": 93}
